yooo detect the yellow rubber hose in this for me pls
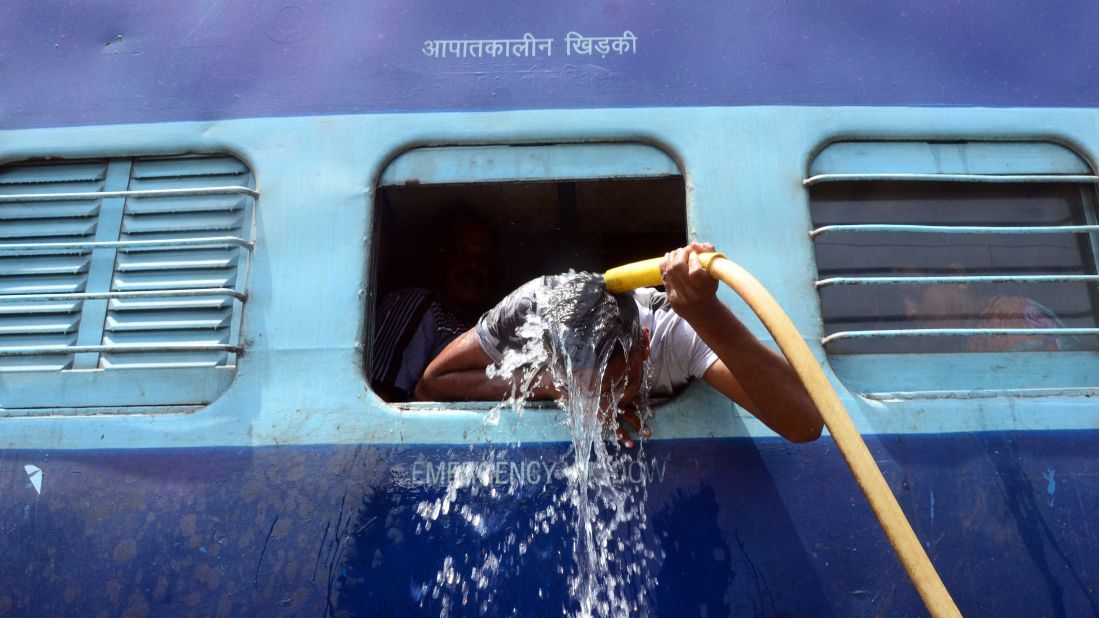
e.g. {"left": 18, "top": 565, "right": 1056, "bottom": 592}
{"left": 605, "top": 253, "right": 961, "bottom": 618}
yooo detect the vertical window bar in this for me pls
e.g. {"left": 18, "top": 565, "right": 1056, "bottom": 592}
{"left": 71, "top": 159, "right": 132, "bottom": 369}
{"left": 1077, "top": 185, "right": 1099, "bottom": 324}
{"left": 225, "top": 192, "right": 255, "bottom": 366}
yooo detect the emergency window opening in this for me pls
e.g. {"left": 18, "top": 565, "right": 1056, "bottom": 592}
{"left": 369, "top": 145, "right": 687, "bottom": 405}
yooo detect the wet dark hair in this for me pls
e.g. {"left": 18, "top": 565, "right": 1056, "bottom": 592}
{"left": 540, "top": 272, "right": 642, "bottom": 372}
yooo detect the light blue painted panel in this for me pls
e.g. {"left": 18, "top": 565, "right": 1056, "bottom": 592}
{"left": 131, "top": 156, "right": 248, "bottom": 178}
{"left": 0, "top": 200, "right": 100, "bottom": 220}
{"left": 379, "top": 143, "right": 681, "bottom": 186}
{"left": 0, "top": 160, "right": 100, "bottom": 372}
{"left": 809, "top": 141, "right": 1091, "bottom": 176}
{"left": 0, "top": 154, "right": 253, "bottom": 405}
{"left": 0, "top": 365, "right": 234, "bottom": 410}
{"left": 829, "top": 351, "right": 1099, "bottom": 394}
{"left": 0, "top": 162, "right": 106, "bottom": 184}
{"left": 72, "top": 159, "right": 131, "bottom": 369}
{"left": 0, "top": 107, "right": 1097, "bottom": 449}
{"left": 106, "top": 155, "right": 254, "bottom": 371}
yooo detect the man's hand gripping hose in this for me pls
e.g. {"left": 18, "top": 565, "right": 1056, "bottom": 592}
{"left": 605, "top": 252, "right": 961, "bottom": 618}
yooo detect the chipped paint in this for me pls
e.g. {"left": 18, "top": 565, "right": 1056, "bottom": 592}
{"left": 1043, "top": 469, "right": 1057, "bottom": 507}
{"left": 23, "top": 465, "right": 41, "bottom": 495}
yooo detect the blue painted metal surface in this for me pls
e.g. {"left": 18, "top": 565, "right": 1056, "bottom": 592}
{"left": 3, "top": 2, "right": 1099, "bottom": 615}
{"left": 805, "top": 173, "right": 1099, "bottom": 185}
{"left": 0, "top": 187, "right": 260, "bottom": 203}
{"left": 3, "top": 1, "right": 1099, "bottom": 129}
{"left": 817, "top": 275, "right": 1099, "bottom": 287}
{"left": 4, "top": 434, "right": 1099, "bottom": 616}
{"left": 822, "top": 328, "right": 1099, "bottom": 345}
{"left": 0, "top": 107, "right": 1096, "bottom": 614}
{"left": 380, "top": 144, "right": 680, "bottom": 186}
{"left": 0, "top": 109, "right": 1096, "bottom": 432}
{"left": 0, "top": 154, "right": 254, "bottom": 408}
{"left": 811, "top": 224, "right": 1099, "bottom": 237}
{"left": 808, "top": 142, "right": 1093, "bottom": 176}
{"left": 828, "top": 352, "right": 1099, "bottom": 396}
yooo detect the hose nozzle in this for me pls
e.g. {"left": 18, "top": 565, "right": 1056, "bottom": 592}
{"left": 604, "top": 252, "right": 724, "bottom": 294}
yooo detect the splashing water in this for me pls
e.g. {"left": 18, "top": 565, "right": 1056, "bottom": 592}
{"left": 415, "top": 272, "right": 663, "bottom": 617}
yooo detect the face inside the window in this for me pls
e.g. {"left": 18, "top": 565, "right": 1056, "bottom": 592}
{"left": 548, "top": 334, "right": 649, "bottom": 421}
{"left": 436, "top": 219, "right": 493, "bottom": 314}
{"left": 900, "top": 283, "right": 975, "bottom": 327}
{"left": 894, "top": 264, "right": 976, "bottom": 328}
{"left": 597, "top": 344, "right": 648, "bottom": 409}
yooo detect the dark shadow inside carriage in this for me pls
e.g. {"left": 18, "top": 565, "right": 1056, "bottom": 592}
{"left": 368, "top": 175, "right": 687, "bottom": 402}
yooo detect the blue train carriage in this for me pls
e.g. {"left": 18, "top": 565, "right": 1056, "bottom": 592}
{"left": 2, "top": 2, "right": 1099, "bottom": 616}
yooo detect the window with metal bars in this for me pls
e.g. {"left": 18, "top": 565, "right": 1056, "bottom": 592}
{"left": 808, "top": 141, "right": 1099, "bottom": 395}
{"left": 0, "top": 154, "right": 254, "bottom": 409}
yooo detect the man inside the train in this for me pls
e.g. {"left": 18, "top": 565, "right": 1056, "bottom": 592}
{"left": 416, "top": 243, "right": 823, "bottom": 446}
{"left": 371, "top": 209, "right": 495, "bottom": 402}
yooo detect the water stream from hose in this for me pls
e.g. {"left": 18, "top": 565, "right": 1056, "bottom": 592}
{"left": 414, "top": 272, "right": 662, "bottom": 617}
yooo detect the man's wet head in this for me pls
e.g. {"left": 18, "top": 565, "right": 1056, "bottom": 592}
{"left": 540, "top": 273, "right": 648, "bottom": 406}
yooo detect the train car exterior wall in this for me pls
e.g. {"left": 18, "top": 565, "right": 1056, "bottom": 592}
{"left": 2, "top": 2, "right": 1099, "bottom": 616}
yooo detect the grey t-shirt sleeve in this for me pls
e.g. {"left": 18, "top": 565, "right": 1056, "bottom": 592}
{"left": 655, "top": 305, "right": 720, "bottom": 382}
{"left": 475, "top": 276, "right": 552, "bottom": 363}
{"left": 635, "top": 288, "right": 720, "bottom": 395}
{"left": 683, "top": 322, "right": 720, "bottom": 379}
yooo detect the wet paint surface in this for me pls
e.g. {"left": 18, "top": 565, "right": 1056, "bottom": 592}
{"left": 3, "top": 431, "right": 1099, "bottom": 616}
{"left": 3, "top": 0, "right": 1099, "bottom": 129}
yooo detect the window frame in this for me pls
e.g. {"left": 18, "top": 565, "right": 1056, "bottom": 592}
{"left": 369, "top": 141, "right": 687, "bottom": 408}
{"left": 0, "top": 154, "right": 256, "bottom": 412}
{"left": 806, "top": 140, "right": 1099, "bottom": 397}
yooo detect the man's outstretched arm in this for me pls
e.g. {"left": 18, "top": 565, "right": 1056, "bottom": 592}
{"left": 415, "top": 329, "right": 559, "bottom": 402}
{"left": 415, "top": 330, "right": 508, "bottom": 401}
{"left": 662, "top": 243, "right": 823, "bottom": 443}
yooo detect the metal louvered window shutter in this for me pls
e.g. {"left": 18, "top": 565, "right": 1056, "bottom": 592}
{"left": 806, "top": 141, "right": 1099, "bottom": 396}
{"left": 0, "top": 154, "right": 255, "bottom": 410}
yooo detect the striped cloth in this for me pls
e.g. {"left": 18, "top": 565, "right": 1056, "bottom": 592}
{"left": 371, "top": 288, "right": 471, "bottom": 400}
